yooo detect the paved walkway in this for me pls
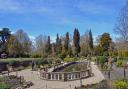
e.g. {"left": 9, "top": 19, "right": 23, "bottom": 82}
{"left": 102, "top": 63, "right": 128, "bottom": 80}
{"left": 3, "top": 62, "right": 105, "bottom": 89}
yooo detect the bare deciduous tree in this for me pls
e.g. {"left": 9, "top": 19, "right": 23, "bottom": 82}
{"left": 80, "top": 31, "right": 89, "bottom": 56}
{"left": 35, "top": 35, "right": 47, "bottom": 57}
{"left": 114, "top": 1, "right": 128, "bottom": 42}
{"left": 114, "top": 1, "right": 128, "bottom": 50}
{"left": 16, "top": 29, "right": 32, "bottom": 56}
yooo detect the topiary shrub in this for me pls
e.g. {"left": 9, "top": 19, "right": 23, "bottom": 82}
{"left": 116, "top": 60, "right": 123, "bottom": 67}
{"left": 116, "top": 60, "right": 126, "bottom": 67}
{"left": 113, "top": 79, "right": 128, "bottom": 89}
{"left": 97, "top": 56, "right": 106, "bottom": 69}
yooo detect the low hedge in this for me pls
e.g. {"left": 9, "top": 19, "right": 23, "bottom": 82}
{"left": 113, "top": 79, "right": 128, "bottom": 89}
{"left": 96, "top": 56, "right": 106, "bottom": 64}
{"left": 0, "top": 58, "right": 41, "bottom": 72}
{"left": 116, "top": 60, "right": 127, "bottom": 67}
{"left": 64, "top": 57, "right": 80, "bottom": 62}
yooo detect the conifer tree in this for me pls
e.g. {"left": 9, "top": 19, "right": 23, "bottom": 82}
{"left": 73, "top": 28, "right": 80, "bottom": 57}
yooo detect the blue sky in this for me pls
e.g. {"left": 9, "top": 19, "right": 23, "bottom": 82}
{"left": 0, "top": 0, "right": 126, "bottom": 41}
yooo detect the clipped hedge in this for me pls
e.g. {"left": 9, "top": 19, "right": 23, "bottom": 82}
{"left": 64, "top": 57, "right": 79, "bottom": 62}
{"left": 96, "top": 56, "right": 106, "bottom": 64}
{"left": 0, "top": 58, "right": 41, "bottom": 72}
{"left": 116, "top": 60, "right": 127, "bottom": 67}
{"left": 96, "top": 56, "right": 107, "bottom": 69}
{"left": 113, "top": 79, "right": 128, "bottom": 89}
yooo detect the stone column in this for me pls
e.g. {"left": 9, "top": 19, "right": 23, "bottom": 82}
{"left": 62, "top": 73, "right": 65, "bottom": 81}
{"left": 51, "top": 74, "right": 52, "bottom": 80}
{"left": 46, "top": 73, "right": 48, "bottom": 80}
{"left": 71, "top": 74, "right": 72, "bottom": 80}
{"left": 58, "top": 74, "right": 59, "bottom": 80}
{"left": 54, "top": 74, "right": 56, "bottom": 80}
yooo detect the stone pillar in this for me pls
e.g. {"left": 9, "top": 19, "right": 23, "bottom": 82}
{"left": 58, "top": 74, "right": 59, "bottom": 80}
{"left": 44, "top": 73, "right": 45, "bottom": 79}
{"left": 51, "top": 74, "right": 52, "bottom": 80}
{"left": 62, "top": 73, "right": 65, "bottom": 81}
{"left": 71, "top": 74, "right": 72, "bottom": 80}
{"left": 77, "top": 73, "right": 79, "bottom": 79}
{"left": 46, "top": 73, "right": 48, "bottom": 80}
{"left": 64, "top": 73, "right": 67, "bottom": 81}
{"left": 54, "top": 74, "right": 56, "bottom": 80}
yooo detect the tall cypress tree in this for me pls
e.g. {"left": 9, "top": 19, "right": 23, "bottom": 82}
{"left": 64, "top": 32, "right": 69, "bottom": 53}
{"left": 0, "top": 28, "right": 11, "bottom": 53}
{"left": 56, "top": 34, "right": 62, "bottom": 56}
{"left": 88, "top": 29, "right": 93, "bottom": 55}
{"left": 46, "top": 36, "right": 51, "bottom": 56}
{"left": 51, "top": 43, "right": 56, "bottom": 57}
{"left": 56, "top": 34, "right": 59, "bottom": 45}
{"left": 58, "top": 38, "right": 62, "bottom": 52}
{"left": 73, "top": 28, "right": 80, "bottom": 57}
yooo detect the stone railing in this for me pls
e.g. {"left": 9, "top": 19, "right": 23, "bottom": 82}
{"left": 40, "top": 69, "right": 91, "bottom": 81}
{"left": 40, "top": 60, "right": 92, "bottom": 81}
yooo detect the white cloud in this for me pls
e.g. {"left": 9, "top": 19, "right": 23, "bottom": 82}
{"left": 11, "top": 31, "right": 15, "bottom": 34}
{"left": 29, "top": 35, "right": 36, "bottom": 46}
{"left": 29, "top": 35, "right": 35, "bottom": 40}
{"left": 50, "top": 35, "right": 56, "bottom": 43}
{"left": 0, "top": 0, "right": 49, "bottom": 14}
{"left": 76, "top": 1, "right": 114, "bottom": 15}
{"left": 0, "top": 0, "right": 22, "bottom": 13}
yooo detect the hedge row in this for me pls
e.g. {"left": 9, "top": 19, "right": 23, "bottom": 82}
{"left": 0, "top": 58, "right": 41, "bottom": 72}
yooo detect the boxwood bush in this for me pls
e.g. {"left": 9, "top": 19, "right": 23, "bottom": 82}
{"left": 96, "top": 56, "right": 107, "bottom": 69}
{"left": 64, "top": 57, "right": 79, "bottom": 62}
{"left": 116, "top": 60, "right": 126, "bottom": 67}
{"left": 113, "top": 79, "right": 128, "bottom": 89}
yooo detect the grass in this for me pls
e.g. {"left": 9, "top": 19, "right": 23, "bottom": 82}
{"left": 0, "top": 77, "right": 10, "bottom": 89}
{"left": 0, "top": 58, "right": 41, "bottom": 63}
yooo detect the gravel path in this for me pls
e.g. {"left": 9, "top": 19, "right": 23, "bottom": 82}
{"left": 4, "top": 62, "right": 105, "bottom": 89}
{"left": 102, "top": 63, "right": 128, "bottom": 80}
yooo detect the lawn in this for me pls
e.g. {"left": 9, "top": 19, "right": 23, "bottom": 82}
{"left": 0, "top": 58, "right": 41, "bottom": 63}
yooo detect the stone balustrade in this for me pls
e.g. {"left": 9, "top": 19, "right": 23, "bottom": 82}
{"left": 40, "top": 60, "right": 92, "bottom": 81}
{"left": 40, "top": 69, "right": 91, "bottom": 81}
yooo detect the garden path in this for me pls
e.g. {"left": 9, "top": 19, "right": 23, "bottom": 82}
{"left": 2, "top": 62, "right": 105, "bottom": 89}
